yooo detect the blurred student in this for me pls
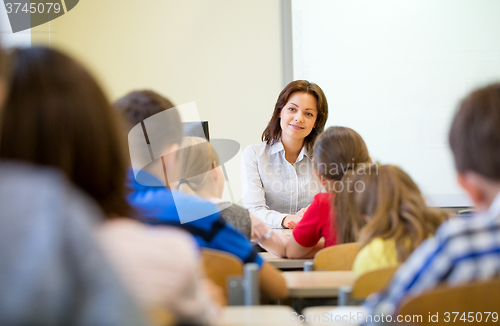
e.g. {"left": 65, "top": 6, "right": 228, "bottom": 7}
{"left": 175, "top": 136, "right": 289, "bottom": 259}
{"left": 363, "top": 83, "right": 500, "bottom": 323}
{"left": 0, "top": 49, "right": 150, "bottom": 324}
{"left": 115, "top": 90, "right": 288, "bottom": 300}
{"left": 336, "top": 164, "right": 447, "bottom": 277}
{"left": 241, "top": 80, "right": 328, "bottom": 229}
{"left": 0, "top": 47, "right": 218, "bottom": 325}
{"left": 286, "top": 126, "right": 371, "bottom": 258}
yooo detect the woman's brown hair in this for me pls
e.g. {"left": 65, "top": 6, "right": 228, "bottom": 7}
{"left": 0, "top": 47, "right": 132, "bottom": 218}
{"left": 332, "top": 167, "right": 369, "bottom": 244}
{"left": 335, "top": 164, "right": 447, "bottom": 262}
{"left": 262, "top": 80, "right": 328, "bottom": 151}
{"left": 314, "top": 126, "right": 370, "bottom": 245}
{"left": 315, "top": 126, "right": 370, "bottom": 182}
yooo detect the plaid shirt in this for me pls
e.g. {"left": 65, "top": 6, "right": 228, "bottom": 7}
{"left": 363, "top": 192, "right": 500, "bottom": 324}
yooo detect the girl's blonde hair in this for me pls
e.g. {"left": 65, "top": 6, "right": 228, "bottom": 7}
{"left": 335, "top": 164, "right": 448, "bottom": 262}
{"left": 175, "top": 137, "right": 220, "bottom": 195}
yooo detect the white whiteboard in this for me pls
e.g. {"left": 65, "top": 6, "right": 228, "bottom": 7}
{"left": 291, "top": 0, "right": 500, "bottom": 207}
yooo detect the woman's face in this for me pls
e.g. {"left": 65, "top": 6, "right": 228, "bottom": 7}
{"left": 279, "top": 91, "right": 318, "bottom": 143}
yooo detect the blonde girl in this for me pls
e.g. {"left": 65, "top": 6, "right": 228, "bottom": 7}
{"left": 335, "top": 164, "right": 448, "bottom": 277}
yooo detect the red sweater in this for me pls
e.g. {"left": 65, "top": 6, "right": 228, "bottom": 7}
{"left": 292, "top": 192, "right": 337, "bottom": 248}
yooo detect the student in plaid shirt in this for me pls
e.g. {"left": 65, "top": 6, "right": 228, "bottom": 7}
{"left": 363, "top": 83, "right": 500, "bottom": 323}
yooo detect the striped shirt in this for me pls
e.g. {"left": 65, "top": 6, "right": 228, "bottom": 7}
{"left": 363, "top": 191, "right": 500, "bottom": 323}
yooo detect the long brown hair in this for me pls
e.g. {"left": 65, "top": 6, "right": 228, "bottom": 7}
{"left": 0, "top": 47, "right": 132, "bottom": 218}
{"left": 262, "top": 80, "right": 328, "bottom": 151}
{"left": 333, "top": 167, "right": 370, "bottom": 244}
{"left": 314, "top": 126, "right": 370, "bottom": 182}
{"left": 314, "top": 126, "right": 370, "bottom": 244}
{"left": 335, "top": 164, "right": 447, "bottom": 262}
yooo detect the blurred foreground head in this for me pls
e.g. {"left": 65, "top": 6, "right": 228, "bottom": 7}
{"left": 449, "top": 83, "right": 500, "bottom": 209}
{"left": 0, "top": 46, "right": 131, "bottom": 217}
{"left": 0, "top": 41, "right": 11, "bottom": 112}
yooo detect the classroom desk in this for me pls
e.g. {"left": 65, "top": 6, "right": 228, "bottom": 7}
{"left": 283, "top": 271, "right": 355, "bottom": 298}
{"left": 259, "top": 252, "right": 312, "bottom": 269}
{"left": 219, "top": 305, "right": 297, "bottom": 326}
{"left": 274, "top": 228, "right": 294, "bottom": 237}
{"left": 302, "top": 306, "right": 363, "bottom": 326}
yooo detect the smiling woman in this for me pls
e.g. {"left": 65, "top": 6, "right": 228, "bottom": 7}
{"left": 241, "top": 80, "right": 329, "bottom": 229}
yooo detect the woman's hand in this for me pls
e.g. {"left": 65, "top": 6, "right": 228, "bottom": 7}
{"left": 282, "top": 205, "right": 310, "bottom": 228}
{"left": 282, "top": 214, "right": 302, "bottom": 229}
{"left": 296, "top": 205, "right": 310, "bottom": 218}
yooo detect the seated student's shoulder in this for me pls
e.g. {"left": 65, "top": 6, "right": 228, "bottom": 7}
{"left": 99, "top": 219, "right": 199, "bottom": 276}
{"left": 0, "top": 161, "right": 102, "bottom": 223}
{"left": 316, "top": 192, "right": 331, "bottom": 203}
{"left": 353, "top": 238, "right": 398, "bottom": 277}
{"left": 129, "top": 178, "right": 221, "bottom": 226}
{"left": 434, "top": 213, "right": 495, "bottom": 241}
{"left": 0, "top": 161, "right": 67, "bottom": 194}
{"left": 166, "top": 190, "right": 223, "bottom": 227}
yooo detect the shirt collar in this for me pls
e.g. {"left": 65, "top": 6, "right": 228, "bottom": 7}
{"left": 270, "top": 140, "right": 312, "bottom": 161}
{"left": 270, "top": 141, "right": 285, "bottom": 155}
{"left": 297, "top": 145, "right": 312, "bottom": 161}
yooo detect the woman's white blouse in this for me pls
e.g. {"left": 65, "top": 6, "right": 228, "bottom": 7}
{"left": 241, "top": 141, "right": 321, "bottom": 228}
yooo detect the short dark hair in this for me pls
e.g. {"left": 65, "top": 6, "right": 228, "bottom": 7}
{"left": 262, "top": 80, "right": 328, "bottom": 151}
{"left": 314, "top": 126, "right": 370, "bottom": 181}
{"left": 114, "top": 90, "right": 183, "bottom": 148}
{"left": 449, "top": 83, "right": 500, "bottom": 180}
{"left": 0, "top": 47, "right": 132, "bottom": 218}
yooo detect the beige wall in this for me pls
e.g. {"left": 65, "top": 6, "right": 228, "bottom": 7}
{"left": 32, "top": 0, "right": 283, "bottom": 151}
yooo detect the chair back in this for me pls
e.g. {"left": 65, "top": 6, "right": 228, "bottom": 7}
{"left": 399, "top": 278, "right": 500, "bottom": 325}
{"left": 352, "top": 266, "right": 399, "bottom": 299}
{"left": 314, "top": 242, "right": 360, "bottom": 271}
{"left": 202, "top": 249, "right": 243, "bottom": 298}
{"left": 149, "top": 310, "right": 175, "bottom": 326}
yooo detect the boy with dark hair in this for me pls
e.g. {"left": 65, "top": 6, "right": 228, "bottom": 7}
{"left": 115, "top": 90, "right": 180, "bottom": 140}
{"left": 363, "top": 83, "right": 500, "bottom": 322}
{"left": 115, "top": 90, "right": 288, "bottom": 299}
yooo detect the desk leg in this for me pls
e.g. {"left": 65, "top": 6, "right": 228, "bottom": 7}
{"left": 292, "top": 298, "right": 304, "bottom": 313}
